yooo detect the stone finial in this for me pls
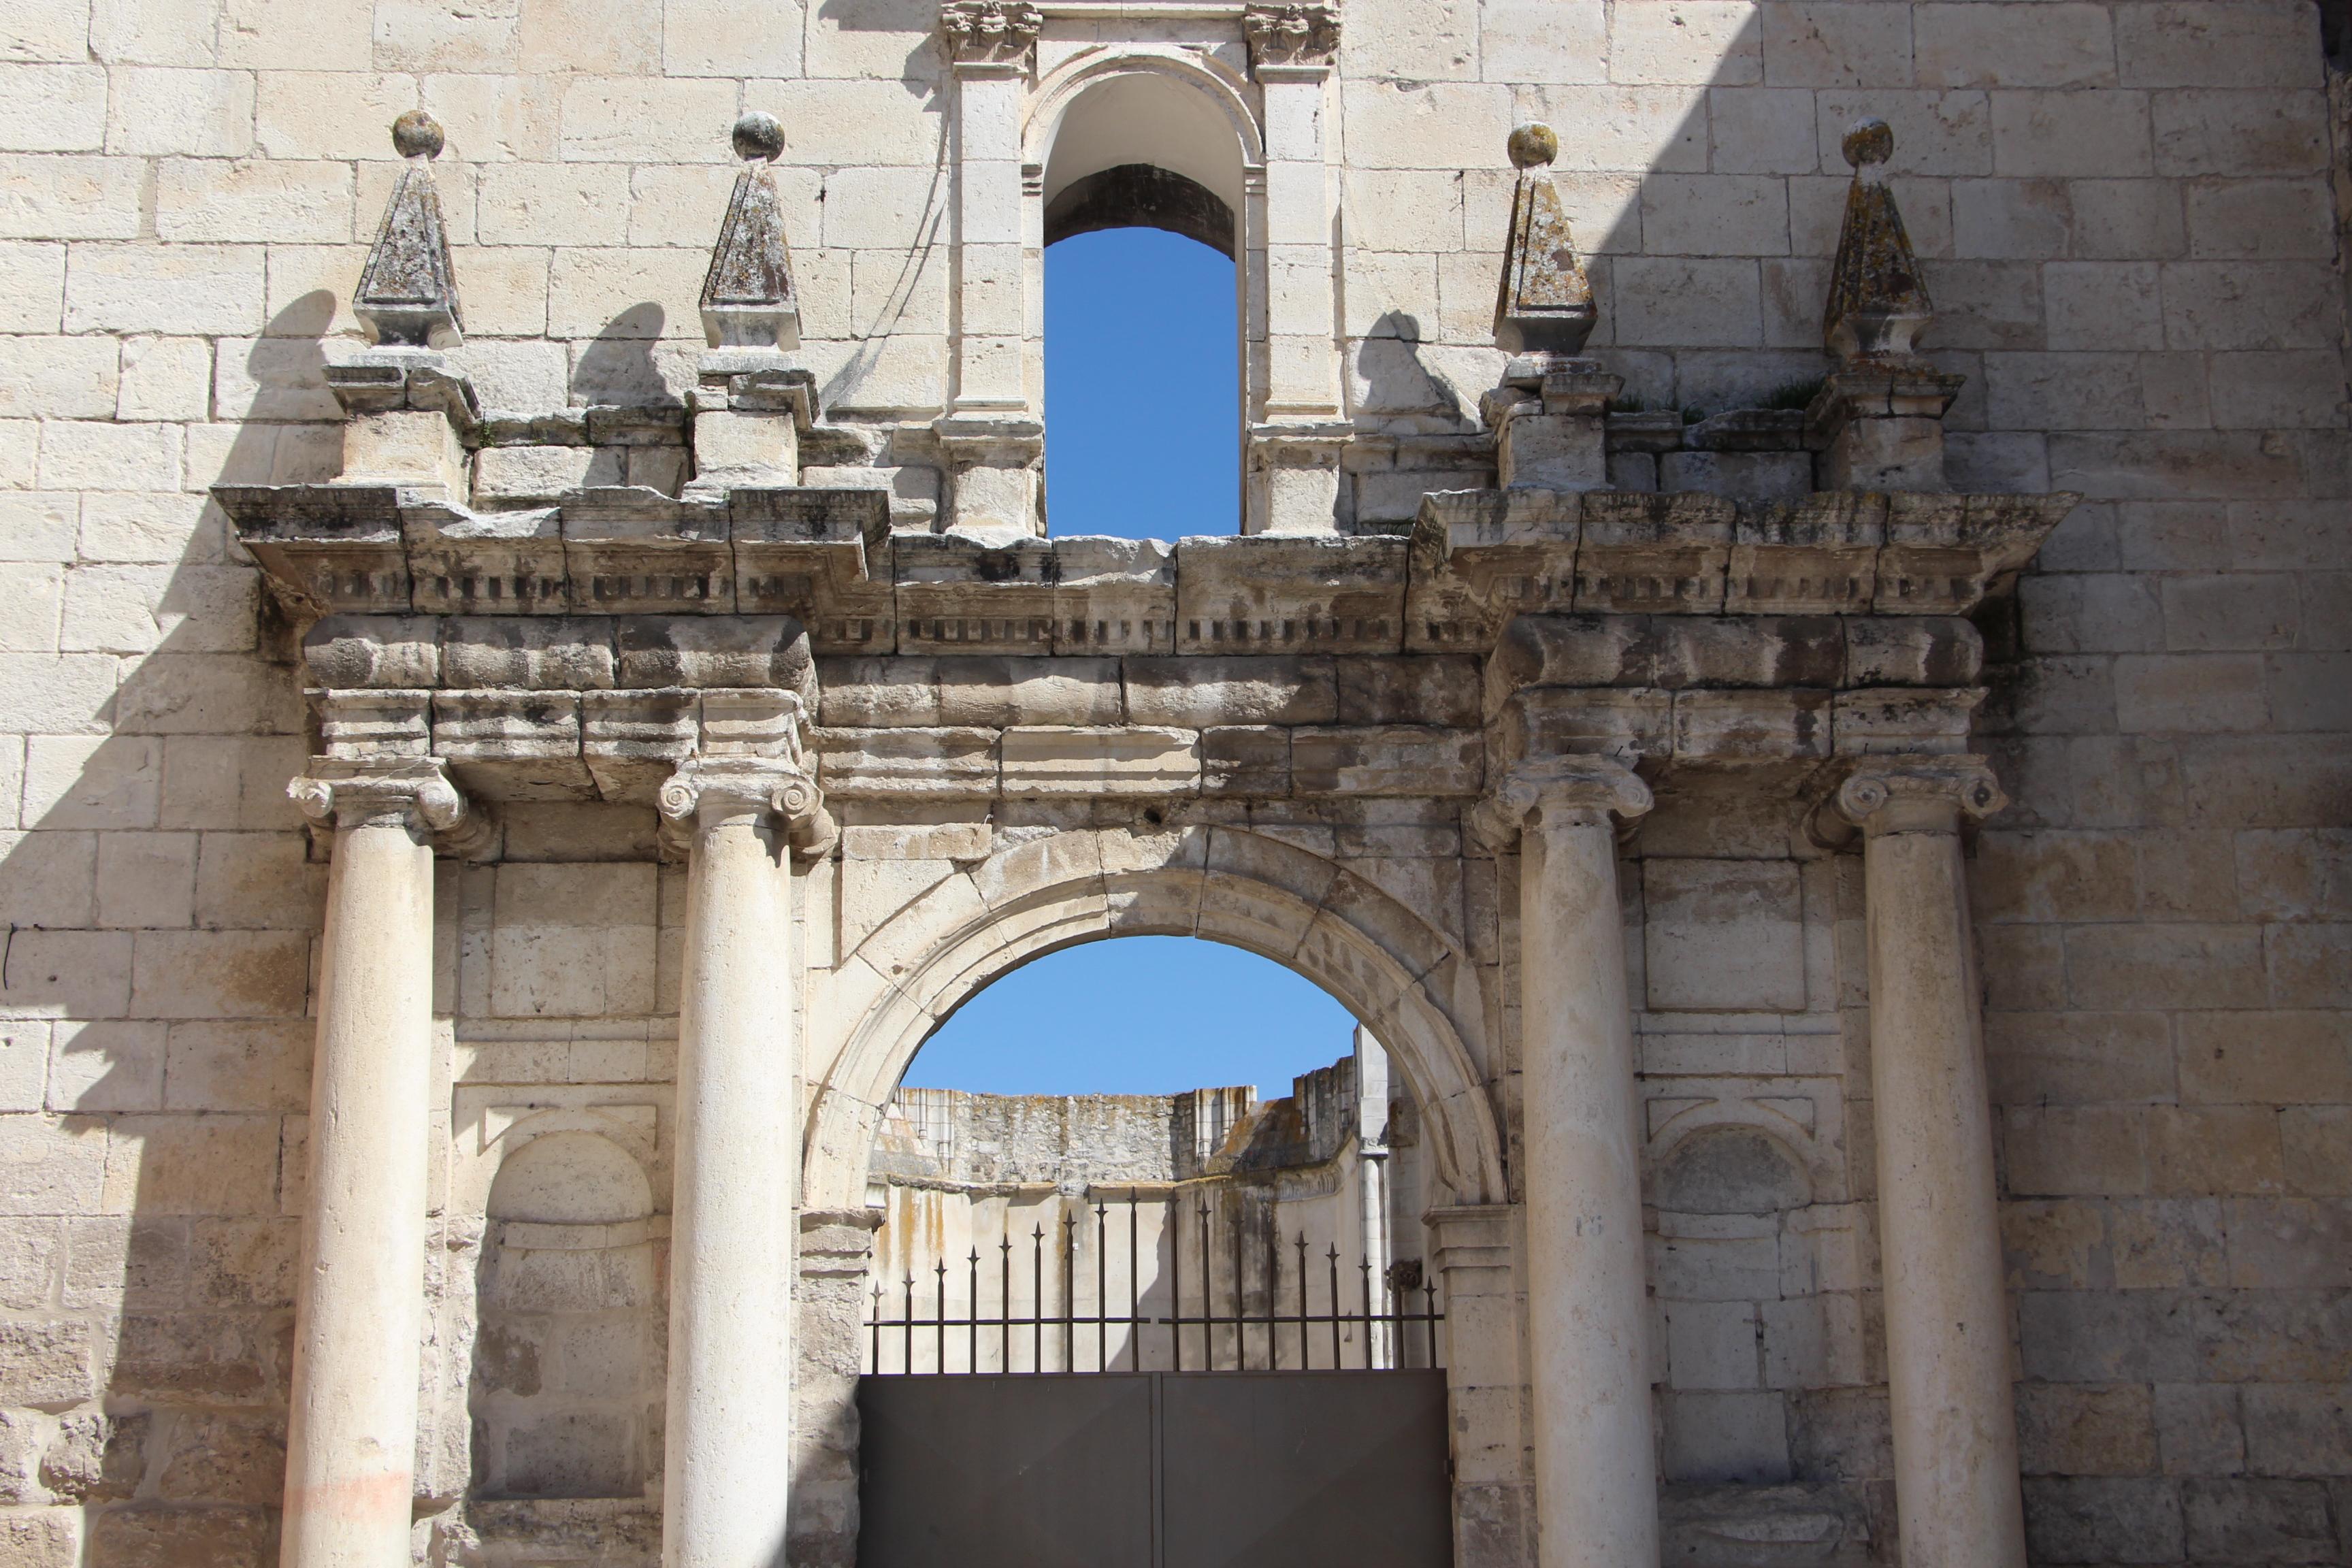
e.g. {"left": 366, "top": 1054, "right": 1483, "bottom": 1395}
{"left": 355, "top": 111, "right": 461, "bottom": 348}
{"left": 938, "top": 0, "right": 1043, "bottom": 65}
{"left": 700, "top": 112, "right": 800, "bottom": 352}
{"left": 1243, "top": 4, "right": 1341, "bottom": 71}
{"left": 1494, "top": 123, "right": 1596, "bottom": 357}
{"left": 1823, "top": 118, "right": 1933, "bottom": 362}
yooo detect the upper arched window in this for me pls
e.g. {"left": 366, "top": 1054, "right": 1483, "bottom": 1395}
{"left": 1036, "top": 69, "right": 1246, "bottom": 538}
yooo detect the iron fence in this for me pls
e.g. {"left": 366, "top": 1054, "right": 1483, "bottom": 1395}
{"left": 863, "top": 1189, "right": 1442, "bottom": 1375}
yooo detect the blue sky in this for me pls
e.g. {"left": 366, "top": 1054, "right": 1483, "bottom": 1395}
{"left": 1043, "top": 228, "right": 1238, "bottom": 538}
{"left": 904, "top": 936, "right": 1361, "bottom": 1097}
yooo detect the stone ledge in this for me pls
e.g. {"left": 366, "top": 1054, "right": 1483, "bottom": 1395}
{"left": 223, "top": 482, "right": 2076, "bottom": 665}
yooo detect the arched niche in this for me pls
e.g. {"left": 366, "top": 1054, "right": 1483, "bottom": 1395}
{"left": 471, "top": 1127, "right": 662, "bottom": 1502}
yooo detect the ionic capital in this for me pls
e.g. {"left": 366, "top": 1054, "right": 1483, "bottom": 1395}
{"left": 1244, "top": 3, "right": 1341, "bottom": 73}
{"left": 1474, "top": 756, "right": 1652, "bottom": 848}
{"left": 1833, "top": 753, "right": 2006, "bottom": 836}
{"left": 288, "top": 758, "right": 486, "bottom": 851}
{"left": 938, "top": 0, "right": 1041, "bottom": 67}
{"left": 657, "top": 755, "right": 836, "bottom": 857}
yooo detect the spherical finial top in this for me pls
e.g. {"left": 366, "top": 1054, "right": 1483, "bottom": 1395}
{"left": 1507, "top": 122, "right": 1558, "bottom": 170}
{"left": 732, "top": 110, "right": 785, "bottom": 162}
{"left": 391, "top": 110, "right": 444, "bottom": 160}
{"left": 1841, "top": 116, "right": 1893, "bottom": 169}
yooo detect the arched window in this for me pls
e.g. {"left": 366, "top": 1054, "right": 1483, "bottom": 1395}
{"left": 1036, "top": 70, "right": 1248, "bottom": 538}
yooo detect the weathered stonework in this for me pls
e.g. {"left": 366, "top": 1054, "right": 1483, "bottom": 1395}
{"left": 0, "top": 6, "right": 2343, "bottom": 1568}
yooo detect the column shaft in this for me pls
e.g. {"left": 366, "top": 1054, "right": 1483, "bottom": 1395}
{"left": 281, "top": 813, "right": 438, "bottom": 1568}
{"left": 664, "top": 804, "right": 798, "bottom": 1568}
{"left": 1862, "top": 816, "right": 2027, "bottom": 1568}
{"left": 1520, "top": 801, "right": 1656, "bottom": 1568}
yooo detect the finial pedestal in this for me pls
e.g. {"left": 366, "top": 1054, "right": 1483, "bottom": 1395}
{"left": 1813, "top": 118, "right": 1961, "bottom": 493}
{"left": 1490, "top": 356, "right": 1622, "bottom": 492}
{"left": 685, "top": 112, "right": 813, "bottom": 497}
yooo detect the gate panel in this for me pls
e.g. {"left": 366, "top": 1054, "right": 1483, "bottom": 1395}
{"left": 858, "top": 1373, "right": 1155, "bottom": 1568}
{"left": 1160, "top": 1371, "right": 1452, "bottom": 1568}
{"left": 858, "top": 1371, "right": 1450, "bottom": 1568}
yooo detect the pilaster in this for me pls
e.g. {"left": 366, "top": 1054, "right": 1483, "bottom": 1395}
{"left": 1245, "top": 3, "right": 1345, "bottom": 532}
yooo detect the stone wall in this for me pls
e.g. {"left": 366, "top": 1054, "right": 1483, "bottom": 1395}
{"left": 0, "top": 1, "right": 2345, "bottom": 1567}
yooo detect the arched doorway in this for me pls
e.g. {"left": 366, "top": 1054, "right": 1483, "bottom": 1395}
{"left": 794, "top": 826, "right": 1516, "bottom": 1567}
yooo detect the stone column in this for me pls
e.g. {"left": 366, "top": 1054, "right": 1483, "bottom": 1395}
{"left": 657, "top": 755, "right": 817, "bottom": 1568}
{"left": 280, "top": 762, "right": 472, "bottom": 1568}
{"left": 1497, "top": 758, "right": 1658, "bottom": 1568}
{"left": 1834, "top": 756, "right": 2025, "bottom": 1568}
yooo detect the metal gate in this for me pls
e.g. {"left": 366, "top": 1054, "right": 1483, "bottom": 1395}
{"left": 854, "top": 1191, "right": 1452, "bottom": 1567}
{"left": 858, "top": 1370, "right": 1451, "bottom": 1568}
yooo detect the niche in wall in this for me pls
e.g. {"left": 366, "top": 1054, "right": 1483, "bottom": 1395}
{"left": 471, "top": 1130, "right": 662, "bottom": 1499}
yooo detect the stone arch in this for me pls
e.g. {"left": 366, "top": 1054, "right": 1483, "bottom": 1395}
{"left": 1024, "top": 46, "right": 1266, "bottom": 189}
{"left": 802, "top": 824, "right": 1505, "bottom": 1211}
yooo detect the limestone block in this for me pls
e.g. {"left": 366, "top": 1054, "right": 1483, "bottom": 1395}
{"left": 0, "top": 1319, "right": 95, "bottom": 1405}
{"left": 1664, "top": 1299, "right": 1762, "bottom": 1391}
{"left": 476, "top": 444, "right": 621, "bottom": 502}
{"left": 1990, "top": 91, "right": 2155, "bottom": 180}
{"left": 0, "top": 335, "right": 117, "bottom": 419}
{"left": 443, "top": 617, "right": 617, "bottom": 690}
{"left": 1643, "top": 858, "right": 1805, "bottom": 1013}
{"left": 163, "top": 1021, "right": 309, "bottom": 1114}
{"left": 835, "top": 656, "right": 1075, "bottom": 732}
{"left": 2023, "top": 1477, "right": 2184, "bottom": 1565}
{"left": 616, "top": 616, "right": 810, "bottom": 693}
{"left": 82, "top": 1505, "right": 274, "bottom": 1564}
{"left": 1335, "top": 655, "right": 1480, "bottom": 727}
{"left": 998, "top": 726, "right": 1199, "bottom": 798}
{"left": 63, "top": 241, "right": 265, "bottom": 334}
{"left": 1984, "top": 1011, "right": 2174, "bottom": 1105}
{"left": 1661, "top": 1390, "right": 1791, "bottom": 1484}
{"left": 95, "top": 832, "right": 196, "bottom": 930}
{"left": 1175, "top": 536, "right": 1406, "bottom": 655}
{"left": 1289, "top": 725, "right": 1480, "bottom": 797}
{"left": 490, "top": 863, "right": 657, "bottom": 1018}
{"left": 128, "top": 930, "right": 308, "bottom": 1018}
{"left": 0, "top": 154, "right": 144, "bottom": 241}
{"left": 1200, "top": 727, "right": 1290, "bottom": 798}
{"left": 581, "top": 688, "right": 697, "bottom": 802}
{"left": 815, "top": 726, "right": 998, "bottom": 800}
{"left": 1662, "top": 451, "right": 1812, "bottom": 501}
{"left": 34, "top": 419, "right": 181, "bottom": 492}
{"left": 435, "top": 690, "right": 593, "bottom": 799}
{"left": 1124, "top": 656, "right": 1337, "bottom": 728}
{"left": 1671, "top": 689, "right": 1831, "bottom": 762}
{"left": 2014, "top": 1384, "right": 2159, "bottom": 1476}
{"left": 24, "top": 734, "right": 160, "bottom": 828}
{"left": 691, "top": 408, "right": 798, "bottom": 485}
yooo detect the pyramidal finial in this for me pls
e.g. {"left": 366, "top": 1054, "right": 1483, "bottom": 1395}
{"left": 700, "top": 111, "right": 800, "bottom": 352}
{"left": 355, "top": 110, "right": 461, "bottom": 349}
{"left": 1494, "top": 123, "right": 1595, "bottom": 357}
{"left": 1823, "top": 118, "right": 1933, "bottom": 361}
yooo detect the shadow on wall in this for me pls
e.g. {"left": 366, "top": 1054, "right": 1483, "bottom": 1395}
{"left": 0, "top": 297, "right": 340, "bottom": 1563}
{"left": 1337, "top": 16, "right": 2043, "bottom": 530}
{"left": 0, "top": 288, "right": 701, "bottom": 1558}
